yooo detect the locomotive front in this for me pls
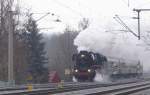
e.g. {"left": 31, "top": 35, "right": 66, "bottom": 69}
{"left": 72, "top": 51, "right": 96, "bottom": 82}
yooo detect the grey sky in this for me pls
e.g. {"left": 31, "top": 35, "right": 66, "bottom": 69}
{"left": 20, "top": 0, "right": 150, "bottom": 30}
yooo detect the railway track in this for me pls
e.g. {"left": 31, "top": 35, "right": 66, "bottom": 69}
{"left": 0, "top": 78, "right": 149, "bottom": 95}
{"left": 54, "top": 79, "right": 150, "bottom": 95}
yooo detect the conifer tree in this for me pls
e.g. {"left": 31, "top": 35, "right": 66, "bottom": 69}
{"left": 24, "top": 16, "right": 48, "bottom": 83}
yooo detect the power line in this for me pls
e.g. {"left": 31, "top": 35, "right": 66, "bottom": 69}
{"left": 52, "top": 0, "right": 83, "bottom": 18}
{"left": 30, "top": 12, "right": 61, "bottom": 23}
{"left": 114, "top": 15, "right": 139, "bottom": 39}
{"left": 121, "top": 0, "right": 130, "bottom": 7}
{"left": 34, "top": 12, "right": 50, "bottom": 22}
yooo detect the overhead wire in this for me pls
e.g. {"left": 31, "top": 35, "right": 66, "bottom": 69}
{"left": 114, "top": 15, "right": 139, "bottom": 38}
{"left": 121, "top": 0, "right": 129, "bottom": 7}
{"left": 51, "top": 0, "right": 84, "bottom": 18}
{"left": 113, "top": 0, "right": 150, "bottom": 50}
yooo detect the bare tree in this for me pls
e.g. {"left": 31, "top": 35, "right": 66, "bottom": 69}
{"left": 78, "top": 18, "right": 89, "bottom": 31}
{"left": 0, "top": 0, "right": 28, "bottom": 84}
{"left": 45, "top": 27, "right": 78, "bottom": 81}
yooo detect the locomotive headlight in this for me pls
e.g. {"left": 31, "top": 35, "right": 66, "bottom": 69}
{"left": 75, "top": 69, "right": 78, "bottom": 72}
{"left": 81, "top": 54, "right": 85, "bottom": 58}
{"left": 88, "top": 69, "right": 91, "bottom": 72}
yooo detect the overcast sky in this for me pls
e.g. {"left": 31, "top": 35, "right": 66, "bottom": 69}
{"left": 20, "top": 0, "right": 150, "bottom": 71}
{"left": 20, "top": 0, "right": 150, "bottom": 32}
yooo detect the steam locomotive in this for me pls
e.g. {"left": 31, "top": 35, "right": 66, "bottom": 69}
{"left": 72, "top": 50, "right": 143, "bottom": 82}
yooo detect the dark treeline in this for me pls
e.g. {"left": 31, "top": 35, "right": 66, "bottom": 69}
{"left": 0, "top": 0, "right": 89, "bottom": 84}
{"left": 0, "top": 0, "right": 48, "bottom": 84}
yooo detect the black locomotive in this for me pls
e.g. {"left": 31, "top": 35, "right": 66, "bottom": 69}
{"left": 72, "top": 50, "right": 107, "bottom": 81}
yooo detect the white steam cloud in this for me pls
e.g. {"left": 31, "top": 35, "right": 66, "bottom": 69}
{"left": 74, "top": 19, "right": 150, "bottom": 72}
{"left": 73, "top": 0, "right": 150, "bottom": 72}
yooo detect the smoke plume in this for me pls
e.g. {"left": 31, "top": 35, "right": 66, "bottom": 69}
{"left": 74, "top": 19, "right": 150, "bottom": 72}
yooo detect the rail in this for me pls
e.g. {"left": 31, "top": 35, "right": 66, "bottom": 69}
{"left": 0, "top": 78, "right": 149, "bottom": 95}
{"left": 55, "top": 79, "right": 150, "bottom": 95}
